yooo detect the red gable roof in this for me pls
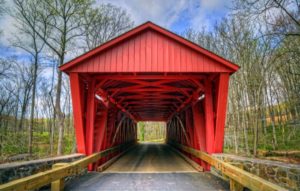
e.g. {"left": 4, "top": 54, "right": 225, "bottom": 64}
{"left": 60, "top": 21, "right": 239, "bottom": 73}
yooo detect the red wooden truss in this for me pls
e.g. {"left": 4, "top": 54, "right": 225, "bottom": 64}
{"left": 61, "top": 22, "right": 239, "bottom": 171}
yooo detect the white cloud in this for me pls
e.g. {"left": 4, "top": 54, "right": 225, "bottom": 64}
{"left": 96, "top": 0, "right": 192, "bottom": 28}
{"left": 189, "top": 0, "right": 231, "bottom": 30}
{"left": 1, "top": 0, "right": 231, "bottom": 52}
{"left": 0, "top": 1, "right": 16, "bottom": 46}
{"left": 201, "top": 0, "right": 224, "bottom": 9}
{"left": 96, "top": 0, "right": 230, "bottom": 32}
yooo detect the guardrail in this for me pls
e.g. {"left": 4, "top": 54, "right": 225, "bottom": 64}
{"left": 0, "top": 142, "right": 135, "bottom": 191}
{"left": 168, "top": 141, "right": 288, "bottom": 191}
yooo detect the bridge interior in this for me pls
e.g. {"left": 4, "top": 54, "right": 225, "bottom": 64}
{"left": 59, "top": 22, "right": 238, "bottom": 188}
{"left": 68, "top": 72, "right": 231, "bottom": 171}
{"left": 65, "top": 143, "right": 230, "bottom": 191}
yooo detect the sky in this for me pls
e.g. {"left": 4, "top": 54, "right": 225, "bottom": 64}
{"left": 98, "top": 0, "right": 231, "bottom": 33}
{"left": 0, "top": 0, "right": 231, "bottom": 63}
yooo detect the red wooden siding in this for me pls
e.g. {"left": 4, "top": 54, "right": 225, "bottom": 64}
{"left": 62, "top": 22, "right": 239, "bottom": 172}
{"left": 70, "top": 30, "right": 231, "bottom": 73}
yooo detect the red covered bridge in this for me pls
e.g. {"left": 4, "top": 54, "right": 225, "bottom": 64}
{"left": 60, "top": 21, "right": 238, "bottom": 170}
{"left": 59, "top": 21, "right": 240, "bottom": 190}
{"left": 60, "top": 22, "right": 237, "bottom": 169}
{"left": 0, "top": 22, "right": 289, "bottom": 191}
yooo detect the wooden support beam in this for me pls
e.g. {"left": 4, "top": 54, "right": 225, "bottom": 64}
{"left": 112, "top": 115, "right": 127, "bottom": 144}
{"left": 94, "top": 108, "right": 108, "bottom": 170}
{"left": 85, "top": 79, "right": 96, "bottom": 170}
{"left": 86, "top": 79, "right": 96, "bottom": 156}
{"left": 96, "top": 88, "right": 137, "bottom": 122}
{"left": 51, "top": 163, "right": 68, "bottom": 191}
{"left": 204, "top": 79, "right": 215, "bottom": 154}
{"left": 167, "top": 87, "right": 203, "bottom": 121}
{"left": 175, "top": 115, "right": 191, "bottom": 146}
{"left": 214, "top": 73, "right": 229, "bottom": 153}
{"left": 192, "top": 101, "right": 208, "bottom": 170}
{"left": 185, "top": 109, "right": 193, "bottom": 148}
{"left": 230, "top": 179, "right": 244, "bottom": 191}
{"left": 69, "top": 73, "right": 86, "bottom": 154}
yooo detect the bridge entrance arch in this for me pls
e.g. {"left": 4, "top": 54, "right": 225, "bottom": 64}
{"left": 60, "top": 22, "right": 239, "bottom": 171}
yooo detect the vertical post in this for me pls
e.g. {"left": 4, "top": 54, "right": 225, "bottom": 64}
{"left": 230, "top": 179, "right": 244, "bottom": 191}
{"left": 192, "top": 101, "right": 208, "bottom": 170}
{"left": 134, "top": 122, "right": 137, "bottom": 143}
{"left": 229, "top": 163, "right": 244, "bottom": 191}
{"left": 51, "top": 163, "right": 67, "bottom": 191}
{"left": 86, "top": 79, "right": 96, "bottom": 156}
{"left": 166, "top": 122, "right": 169, "bottom": 142}
{"left": 185, "top": 109, "right": 193, "bottom": 148}
{"left": 204, "top": 79, "right": 215, "bottom": 154}
{"left": 85, "top": 79, "right": 96, "bottom": 171}
{"left": 185, "top": 109, "right": 194, "bottom": 159}
{"left": 94, "top": 108, "right": 108, "bottom": 170}
{"left": 69, "top": 73, "right": 86, "bottom": 154}
{"left": 214, "top": 73, "right": 230, "bottom": 153}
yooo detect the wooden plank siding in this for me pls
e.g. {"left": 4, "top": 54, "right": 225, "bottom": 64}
{"left": 68, "top": 30, "right": 232, "bottom": 73}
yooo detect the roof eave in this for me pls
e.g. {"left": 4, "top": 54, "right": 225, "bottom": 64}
{"left": 60, "top": 21, "right": 239, "bottom": 73}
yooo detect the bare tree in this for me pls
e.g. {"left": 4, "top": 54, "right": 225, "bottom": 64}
{"left": 0, "top": 59, "right": 10, "bottom": 77}
{"left": 13, "top": 0, "right": 46, "bottom": 155}
{"left": 184, "top": 13, "right": 295, "bottom": 156}
{"left": 83, "top": 4, "right": 134, "bottom": 50}
{"left": 232, "top": 0, "right": 300, "bottom": 37}
{"left": 0, "top": 0, "right": 5, "bottom": 36}
{"left": 17, "top": 0, "right": 93, "bottom": 155}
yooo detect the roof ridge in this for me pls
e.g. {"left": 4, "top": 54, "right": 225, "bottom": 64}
{"left": 60, "top": 22, "right": 239, "bottom": 72}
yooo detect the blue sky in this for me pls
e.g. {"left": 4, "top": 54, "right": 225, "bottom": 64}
{"left": 98, "top": 0, "right": 231, "bottom": 33}
{"left": 0, "top": 0, "right": 231, "bottom": 61}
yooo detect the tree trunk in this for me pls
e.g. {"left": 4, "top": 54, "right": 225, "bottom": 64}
{"left": 28, "top": 57, "right": 38, "bottom": 155}
{"left": 19, "top": 93, "right": 28, "bottom": 131}
{"left": 141, "top": 123, "right": 145, "bottom": 141}
{"left": 56, "top": 69, "right": 65, "bottom": 155}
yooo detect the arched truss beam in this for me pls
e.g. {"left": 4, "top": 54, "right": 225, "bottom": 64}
{"left": 90, "top": 74, "right": 206, "bottom": 121}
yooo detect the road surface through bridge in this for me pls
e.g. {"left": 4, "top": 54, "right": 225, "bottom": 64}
{"left": 65, "top": 143, "right": 229, "bottom": 191}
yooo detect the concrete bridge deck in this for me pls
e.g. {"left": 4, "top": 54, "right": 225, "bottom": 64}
{"left": 65, "top": 143, "right": 229, "bottom": 191}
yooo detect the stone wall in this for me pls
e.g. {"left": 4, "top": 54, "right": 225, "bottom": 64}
{"left": 212, "top": 153, "right": 300, "bottom": 191}
{"left": 0, "top": 153, "right": 84, "bottom": 184}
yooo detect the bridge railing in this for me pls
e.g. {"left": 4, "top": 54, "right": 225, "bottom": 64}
{"left": 168, "top": 141, "right": 288, "bottom": 191}
{"left": 0, "top": 142, "right": 135, "bottom": 191}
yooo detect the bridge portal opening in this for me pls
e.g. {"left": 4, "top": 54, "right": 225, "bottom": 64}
{"left": 137, "top": 122, "right": 166, "bottom": 143}
{"left": 60, "top": 22, "right": 239, "bottom": 171}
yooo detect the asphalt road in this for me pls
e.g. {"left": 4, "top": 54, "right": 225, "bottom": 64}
{"left": 65, "top": 143, "right": 229, "bottom": 191}
{"left": 104, "top": 142, "right": 196, "bottom": 173}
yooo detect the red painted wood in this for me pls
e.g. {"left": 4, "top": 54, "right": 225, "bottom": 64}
{"left": 86, "top": 79, "right": 96, "bottom": 156}
{"left": 86, "top": 80, "right": 96, "bottom": 171}
{"left": 187, "top": 109, "right": 194, "bottom": 146}
{"left": 71, "top": 33, "right": 231, "bottom": 73}
{"left": 185, "top": 109, "right": 193, "bottom": 160}
{"left": 60, "top": 22, "right": 239, "bottom": 73}
{"left": 214, "top": 73, "right": 230, "bottom": 153}
{"left": 94, "top": 108, "right": 108, "bottom": 169}
{"left": 69, "top": 73, "right": 86, "bottom": 154}
{"left": 63, "top": 22, "right": 238, "bottom": 172}
{"left": 93, "top": 104, "right": 108, "bottom": 170}
{"left": 204, "top": 79, "right": 215, "bottom": 154}
{"left": 192, "top": 101, "right": 208, "bottom": 170}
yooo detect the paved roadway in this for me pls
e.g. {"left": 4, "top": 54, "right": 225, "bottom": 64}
{"left": 65, "top": 143, "right": 229, "bottom": 191}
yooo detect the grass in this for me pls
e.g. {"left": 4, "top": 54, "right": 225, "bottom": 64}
{"left": 0, "top": 131, "right": 75, "bottom": 163}
{"left": 224, "top": 124, "right": 300, "bottom": 161}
